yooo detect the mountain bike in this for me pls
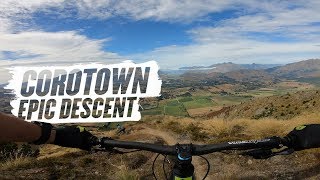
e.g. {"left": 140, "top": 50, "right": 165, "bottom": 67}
{"left": 89, "top": 135, "right": 295, "bottom": 180}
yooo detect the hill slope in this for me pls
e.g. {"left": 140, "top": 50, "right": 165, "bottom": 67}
{"left": 208, "top": 89, "right": 320, "bottom": 120}
{"left": 268, "top": 59, "right": 320, "bottom": 79}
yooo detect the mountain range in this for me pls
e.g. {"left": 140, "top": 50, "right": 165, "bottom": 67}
{"left": 177, "top": 59, "right": 320, "bottom": 89}
{"left": 179, "top": 62, "right": 280, "bottom": 72}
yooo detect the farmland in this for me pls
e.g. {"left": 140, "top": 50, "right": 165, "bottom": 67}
{"left": 140, "top": 79, "right": 317, "bottom": 117}
{"left": 141, "top": 94, "right": 249, "bottom": 117}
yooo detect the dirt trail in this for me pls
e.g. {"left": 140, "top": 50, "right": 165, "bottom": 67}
{"left": 138, "top": 127, "right": 178, "bottom": 144}
{"left": 137, "top": 127, "right": 208, "bottom": 179}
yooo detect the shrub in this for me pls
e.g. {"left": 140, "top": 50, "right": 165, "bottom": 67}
{"left": 165, "top": 121, "right": 184, "bottom": 134}
{"left": 184, "top": 123, "right": 209, "bottom": 141}
{"left": 0, "top": 143, "right": 38, "bottom": 162}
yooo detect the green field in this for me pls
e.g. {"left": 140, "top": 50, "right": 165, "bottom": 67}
{"left": 183, "top": 96, "right": 213, "bottom": 109}
{"left": 164, "top": 105, "right": 188, "bottom": 116}
{"left": 142, "top": 96, "right": 215, "bottom": 117}
{"left": 179, "top": 97, "right": 193, "bottom": 102}
{"left": 141, "top": 106, "right": 164, "bottom": 115}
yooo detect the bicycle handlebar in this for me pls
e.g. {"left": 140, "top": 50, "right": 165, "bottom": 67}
{"left": 99, "top": 138, "right": 177, "bottom": 155}
{"left": 93, "top": 136, "right": 291, "bottom": 156}
{"left": 90, "top": 136, "right": 293, "bottom": 180}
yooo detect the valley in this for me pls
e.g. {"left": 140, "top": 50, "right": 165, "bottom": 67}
{"left": 1, "top": 59, "right": 320, "bottom": 179}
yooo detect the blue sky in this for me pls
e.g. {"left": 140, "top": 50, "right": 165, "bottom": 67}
{"left": 32, "top": 13, "right": 194, "bottom": 54}
{"left": 0, "top": 0, "right": 320, "bottom": 83}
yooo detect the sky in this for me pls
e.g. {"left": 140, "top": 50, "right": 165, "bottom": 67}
{"left": 0, "top": 0, "right": 320, "bottom": 84}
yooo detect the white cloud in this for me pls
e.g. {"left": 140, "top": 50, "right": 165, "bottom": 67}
{"left": 0, "top": 31, "right": 111, "bottom": 59}
{"left": 0, "top": 1, "right": 125, "bottom": 84}
{"left": 0, "top": 0, "right": 319, "bottom": 82}
{"left": 0, "top": 0, "right": 238, "bottom": 27}
{"left": 1, "top": 0, "right": 319, "bottom": 26}
{"left": 62, "top": 0, "right": 237, "bottom": 22}
{"left": 188, "top": 1, "right": 320, "bottom": 42}
{"left": 0, "top": 0, "right": 66, "bottom": 32}
{"left": 129, "top": 40, "right": 320, "bottom": 69}
{"left": 0, "top": 31, "right": 125, "bottom": 83}
{"left": 127, "top": 0, "right": 320, "bottom": 68}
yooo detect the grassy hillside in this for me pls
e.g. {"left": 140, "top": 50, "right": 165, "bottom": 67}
{"left": 2, "top": 59, "right": 320, "bottom": 179}
{"left": 2, "top": 113, "right": 320, "bottom": 179}
{"left": 271, "top": 59, "right": 320, "bottom": 78}
{"left": 209, "top": 89, "right": 320, "bottom": 120}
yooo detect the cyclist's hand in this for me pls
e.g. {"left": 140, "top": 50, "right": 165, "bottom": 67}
{"left": 53, "top": 126, "right": 97, "bottom": 150}
{"left": 286, "top": 124, "right": 320, "bottom": 151}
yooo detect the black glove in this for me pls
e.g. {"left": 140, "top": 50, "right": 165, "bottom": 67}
{"left": 54, "top": 126, "right": 97, "bottom": 150}
{"left": 286, "top": 124, "right": 320, "bottom": 151}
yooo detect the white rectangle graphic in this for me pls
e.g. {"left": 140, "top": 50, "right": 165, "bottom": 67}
{"left": 6, "top": 61, "right": 162, "bottom": 123}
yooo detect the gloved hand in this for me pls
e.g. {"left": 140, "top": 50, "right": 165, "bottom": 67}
{"left": 286, "top": 124, "right": 320, "bottom": 151}
{"left": 54, "top": 126, "right": 97, "bottom": 150}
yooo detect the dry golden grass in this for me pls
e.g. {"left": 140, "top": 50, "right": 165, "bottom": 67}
{"left": 275, "top": 81, "right": 315, "bottom": 90}
{"left": 0, "top": 157, "right": 33, "bottom": 170}
{"left": 113, "top": 163, "right": 140, "bottom": 180}
{"left": 160, "top": 112, "right": 320, "bottom": 142}
{"left": 188, "top": 106, "right": 222, "bottom": 117}
{"left": 39, "top": 112, "right": 320, "bottom": 157}
{"left": 2, "top": 112, "right": 320, "bottom": 179}
{"left": 37, "top": 144, "right": 82, "bottom": 160}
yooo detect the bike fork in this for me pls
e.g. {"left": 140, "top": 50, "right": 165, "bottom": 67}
{"left": 169, "top": 144, "right": 195, "bottom": 180}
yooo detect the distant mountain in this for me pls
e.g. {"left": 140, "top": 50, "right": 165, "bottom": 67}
{"left": 176, "top": 59, "right": 320, "bottom": 91}
{"left": 268, "top": 59, "right": 320, "bottom": 79}
{"left": 208, "top": 62, "right": 244, "bottom": 73}
{"left": 179, "top": 62, "right": 280, "bottom": 73}
{"left": 179, "top": 66, "right": 207, "bottom": 70}
{"left": 159, "top": 69, "right": 188, "bottom": 75}
{"left": 179, "top": 69, "right": 278, "bottom": 91}
{"left": 241, "top": 63, "right": 281, "bottom": 70}
{"left": 219, "top": 69, "right": 275, "bottom": 83}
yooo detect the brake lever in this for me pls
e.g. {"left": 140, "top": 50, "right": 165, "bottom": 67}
{"left": 275, "top": 148, "right": 294, "bottom": 155}
{"left": 242, "top": 148, "right": 273, "bottom": 159}
{"left": 242, "top": 148, "right": 294, "bottom": 159}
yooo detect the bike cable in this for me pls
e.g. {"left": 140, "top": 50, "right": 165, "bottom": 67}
{"left": 162, "top": 155, "right": 169, "bottom": 180}
{"left": 152, "top": 153, "right": 161, "bottom": 180}
{"left": 198, "top": 155, "right": 210, "bottom": 180}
